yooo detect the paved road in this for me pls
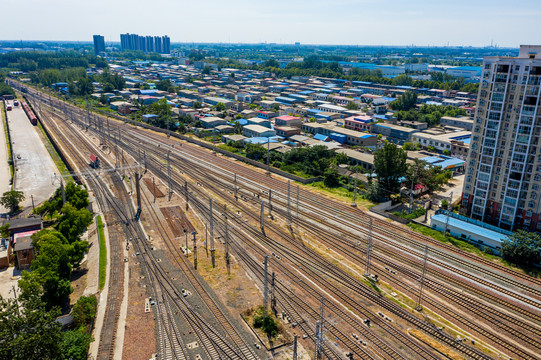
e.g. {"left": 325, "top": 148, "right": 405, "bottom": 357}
{"left": 0, "top": 103, "right": 11, "bottom": 212}
{"left": 6, "top": 100, "right": 58, "bottom": 209}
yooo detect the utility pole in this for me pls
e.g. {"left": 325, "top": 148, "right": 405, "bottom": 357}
{"left": 266, "top": 138, "right": 270, "bottom": 175}
{"left": 365, "top": 218, "right": 373, "bottom": 277}
{"left": 409, "top": 168, "right": 416, "bottom": 214}
{"left": 167, "top": 150, "right": 172, "bottom": 201}
{"left": 416, "top": 245, "right": 429, "bottom": 311}
{"left": 234, "top": 173, "right": 238, "bottom": 201}
{"left": 292, "top": 335, "right": 298, "bottom": 360}
{"left": 205, "top": 223, "right": 208, "bottom": 258}
{"left": 268, "top": 189, "right": 273, "bottom": 216}
{"left": 260, "top": 200, "right": 265, "bottom": 236}
{"left": 287, "top": 180, "right": 292, "bottom": 227}
{"left": 31, "top": 195, "right": 35, "bottom": 211}
{"left": 166, "top": 104, "right": 170, "bottom": 138}
{"left": 60, "top": 179, "right": 66, "bottom": 205}
{"left": 224, "top": 207, "right": 230, "bottom": 275}
{"left": 143, "top": 151, "right": 147, "bottom": 173}
{"left": 270, "top": 271, "right": 276, "bottom": 313}
{"left": 184, "top": 180, "right": 189, "bottom": 210}
{"left": 153, "top": 177, "right": 156, "bottom": 203}
{"left": 210, "top": 198, "right": 215, "bottom": 268}
{"left": 86, "top": 95, "right": 90, "bottom": 130}
{"left": 135, "top": 171, "right": 142, "bottom": 221}
{"left": 193, "top": 231, "right": 197, "bottom": 270}
{"left": 351, "top": 167, "right": 358, "bottom": 207}
{"left": 263, "top": 255, "right": 269, "bottom": 314}
{"left": 444, "top": 192, "right": 453, "bottom": 235}
{"left": 296, "top": 184, "right": 300, "bottom": 219}
{"left": 314, "top": 297, "right": 325, "bottom": 360}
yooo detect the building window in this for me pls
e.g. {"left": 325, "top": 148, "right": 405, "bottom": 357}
{"left": 526, "top": 210, "right": 533, "bottom": 217}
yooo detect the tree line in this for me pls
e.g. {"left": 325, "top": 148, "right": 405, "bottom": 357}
{"left": 0, "top": 182, "right": 95, "bottom": 359}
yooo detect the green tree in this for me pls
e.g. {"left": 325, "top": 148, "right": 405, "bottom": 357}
{"left": 0, "top": 223, "right": 9, "bottom": 238}
{"left": 323, "top": 167, "right": 340, "bottom": 188}
{"left": 245, "top": 143, "right": 266, "bottom": 161}
{"left": 402, "top": 142, "right": 414, "bottom": 151}
{"left": 272, "top": 103, "right": 280, "bottom": 112}
{"left": 346, "top": 102, "right": 359, "bottom": 110}
{"left": 57, "top": 203, "right": 93, "bottom": 244}
{"left": 76, "top": 77, "right": 93, "bottom": 96}
{"left": 502, "top": 230, "right": 541, "bottom": 267}
{"left": 0, "top": 190, "right": 25, "bottom": 213}
{"left": 60, "top": 329, "right": 92, "bottom": 360}
{"left": 156, "top": 79, "right": 172, "bottom": 91}
{"left": 215, "top": 102, "right": 226, "bottom": 112}
{"left": 102, "top": 83, "right": 114, "bottom": 93}
{"left": 389, "top": 91, "right": 417, "bottom": 111}
{"left": 72, "top": 295, "right": 97, "bottom": 331}
{"left": 202, "top": 66, "right": 212, "bottom": 75}
{"left": 374, "top": 142, "right": 407, "bottom": 195}
{"left": 0, "top": 288, "right": 63, "bottom": 359}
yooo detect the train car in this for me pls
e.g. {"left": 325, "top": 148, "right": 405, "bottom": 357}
{"left": 90, "top": 154, "right": 100, "bottom": 169}
{"left": 21, "top": 100, "right": 38, "bottom": 126}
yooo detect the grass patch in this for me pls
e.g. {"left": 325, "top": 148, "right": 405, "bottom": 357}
{"left": 393, "top": 207, "right": 426, "bottom": 220}
{"left": 2, "top": 103, "right": 14, "bottom": 183}
{"left": 97, "top": 215, "right": 107, "bottom": 290}
{"left": 217, "top": 144, "right": 242, "bottom": 154}
{"left": 35, "top": 121, "right": 73, "bottom": 181}
{"left": 308, "top": 181, "right": 374, "bottom": 208}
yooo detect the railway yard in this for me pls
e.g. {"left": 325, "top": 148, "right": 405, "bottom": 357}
{"left": 13, "top": 79, "right": 541, "bottom": 360}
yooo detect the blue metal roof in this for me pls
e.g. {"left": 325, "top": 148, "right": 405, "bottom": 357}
{"left": 420, "top": 156, "right": 442, "bottom": 164}
{"left": 314, "top": 134, "right": 329, "bottom": 141}
{"left": 361, "top": 134, "right": 375, "bottom": 139}
{"left": 431, "top": 214, "right": 509, "bottom": 243}
{"left": 436, "top": 158, "right": 465, "bottom": 169}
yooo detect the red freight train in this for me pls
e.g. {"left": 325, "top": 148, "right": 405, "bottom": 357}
{"left": 21, "top": 100, "right": 38, "bottom": 126}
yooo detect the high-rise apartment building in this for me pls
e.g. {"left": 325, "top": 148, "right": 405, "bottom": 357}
{"left": 461, "top": 45, "right": 541, "bottom": 231}
{"left": 93, "top": 35, "right": 105, "bottom": 55}
{"left": 120, "top": 33, "right": 170, "bottom": 54}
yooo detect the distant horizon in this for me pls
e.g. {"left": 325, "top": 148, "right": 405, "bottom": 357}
{"left": 5, "top": 0, "right": 540, "bottom": 48}
{"left": 0, "top": 40, "right": 522, "bottom": 50}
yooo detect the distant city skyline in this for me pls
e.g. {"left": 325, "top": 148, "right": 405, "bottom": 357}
{"left": 5, "top": 0, "right": 541, "bottom": 47}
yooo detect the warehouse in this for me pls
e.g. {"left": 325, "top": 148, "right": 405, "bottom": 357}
{"left": 430, "top": 211, "right": 512, "bottom": 254}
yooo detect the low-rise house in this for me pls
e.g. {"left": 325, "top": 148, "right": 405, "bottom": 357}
{"left": 344, "top": 115, "right": 373, "bottom": 132}
{"left": 411, "top": 129, "right": 471, "bottom": 153}
{"left": 243, "top": 124, "right": 276, "bottom": 138}
{"left": 440, "top": 116, "right": 474, "bottom": 131}
{"left": 200, "top": 116, "right": 228, "bottom": 129}
{"left": 372, "top": 123, "right": 419, "bottom": 143}
{"left": 302, "top": 122, "right": 378, "bottom": 147}
{"left": 275, "top": 115, "right": 303, "bottom": 128}
{"left": 247, "top": 117, "right": 271, "bottom": 128}
{"left": 274, "top": 126, "right": 301, "bottom": 138}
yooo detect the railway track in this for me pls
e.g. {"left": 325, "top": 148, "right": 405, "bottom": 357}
{"left": 27, "top": 88, "right": 259, "bottom": 360}
{"left": 21, "top": 83, "right": 531, "bottom": 358}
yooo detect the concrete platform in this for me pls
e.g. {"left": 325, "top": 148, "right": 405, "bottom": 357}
{"left": 5, "top": 100, "right": 59, "bottom": 209}
{"left": 0, "top": 103, "right": 11, "bottom": 212}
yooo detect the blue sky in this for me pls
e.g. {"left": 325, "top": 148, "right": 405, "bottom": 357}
{"left": 3, "top": 0, "right": 540, "bottom": 47}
